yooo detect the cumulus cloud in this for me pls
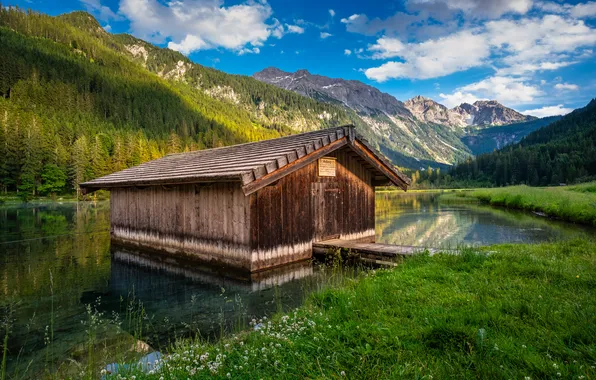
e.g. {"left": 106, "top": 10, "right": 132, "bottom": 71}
{"left": 495, "top": 61, "right": 577, "bottom": 76}
{"left": 407, "top": 0, "right": 533, "bottom": 19}
{"left": 344, "top": 49, "right": 352, "bottom": 55}
{"left": 269, "top": 19, "right": 305, "bottom": 39}
{"left": 363, "top": 14, "right": 596, "bottom": 81}
{"left": 320, "top": 32, "right": 332, "bottom": 39}
{"left": 365, "top": 30, "right": 490, "bottom": 80}
{"left": 439, "top": 91, "right": 484, "bottom": 108}
{"left": 535, "top": 1, "right": 596, "bottom": 18}
{"left": 285, "top": 24, "right": 305, "bottom": 34}
{"left": 340, "top": 12, "right": 424, "bottom": 37}
{"left": 329, "top": 9, "right": 335, "bottom": 17}
{"left": 339, "top": 0, "right": 535, "bottom": 39}
{"left": 439, "top": 76, "right": 543, "bottom": 107}
{"left": 119, "top": 0, "right": 287, "bottom": 55}
{"left": 485, "top": 15, "right": 596, "bottom": 71}
{"left": 237, "top": 47, "right": 260, "bottom": 55}
{"left": 80, "top": 0, "right": 122, "bottom": 22}
{"left": 522, "top": 104, "right": 574, "bottom": 117}
{"left": 554, "top": 83, "right": 580, "bottom": 90}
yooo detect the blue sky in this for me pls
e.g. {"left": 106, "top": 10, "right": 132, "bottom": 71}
{"left": 5, "top": 0, "right": 596, "bottom": 116}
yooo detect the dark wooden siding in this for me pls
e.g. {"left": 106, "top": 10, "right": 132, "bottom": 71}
{"left": 110, "top": 183, "right": 252, "bottom": 269}
{"left": 251, "top": 146, "right": 375, "bottom": 269}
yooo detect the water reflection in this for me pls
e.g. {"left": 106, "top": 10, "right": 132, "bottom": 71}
{"left": 376, "top": 192, "right": 593, "bottom": 248}
{"left": 0, "top": 202, "right": 354, "bottom": 378}
{"left": 1, "top": 194, "right": 592, "bottom": 377}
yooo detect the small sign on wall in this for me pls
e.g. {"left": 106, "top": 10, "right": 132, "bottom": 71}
{"left": 318, "top": 157, "right": 337, "bottom": 177}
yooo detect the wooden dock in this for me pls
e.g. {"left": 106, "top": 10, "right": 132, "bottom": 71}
{"left": 313, "top": 239, "right": 443, "bottom": 260}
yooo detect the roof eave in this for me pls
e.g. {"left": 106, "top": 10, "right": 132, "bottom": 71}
{"left": 79, "top": 174, "right": 245, "bottom": 195}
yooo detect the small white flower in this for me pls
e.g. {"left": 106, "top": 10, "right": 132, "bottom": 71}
{"left": 340, "top": 371, "right": 346, "bottom": 376}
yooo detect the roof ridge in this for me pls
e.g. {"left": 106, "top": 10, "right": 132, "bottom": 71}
{"left": 167, "top": 125, "right": 354, "bottom": 157}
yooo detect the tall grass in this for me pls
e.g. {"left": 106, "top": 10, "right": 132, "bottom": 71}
{"left": 451, "top": 183, "right": 596, "bottom": 226}
{"left": 109, "top": 239, "right": 596, "bottom": 379}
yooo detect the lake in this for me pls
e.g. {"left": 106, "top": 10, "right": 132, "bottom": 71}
{"left": 1, "top": 192, "right": 592, "bottom": 377}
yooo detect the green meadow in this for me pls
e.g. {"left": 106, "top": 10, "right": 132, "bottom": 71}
{"left": 108, "top": 238, "right": 596, "bottom": 380}
{"left": 441, "top": 183, "right": 596, "bottom": 226}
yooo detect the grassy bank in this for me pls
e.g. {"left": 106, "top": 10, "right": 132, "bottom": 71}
{"left": 0, "top": 191, "right": 110, "bottom": 205}
{"left": 109, "top": 239, "right": 596, "bottom": 379}
{"left": 442, "top": 183, "right": 596, "bottom": 226}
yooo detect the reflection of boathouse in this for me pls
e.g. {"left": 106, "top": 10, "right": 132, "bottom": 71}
{"left": 80, "top": 126, "right": 410, "bottom": 272}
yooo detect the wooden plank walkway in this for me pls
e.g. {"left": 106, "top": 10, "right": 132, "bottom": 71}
{"left": 313, "top": 239, "right": 444, "bottom": 259}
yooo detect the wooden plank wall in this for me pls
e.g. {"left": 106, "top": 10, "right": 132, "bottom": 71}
{"left": 251, "top": 146, "right": 375, "bottom": 270}
{"left": 110, "top": 183, "right": 252, "bottom": 270}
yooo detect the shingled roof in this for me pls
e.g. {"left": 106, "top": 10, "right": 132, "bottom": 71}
{"left": 80, "top": 125, "right": 410, "bottom": 195}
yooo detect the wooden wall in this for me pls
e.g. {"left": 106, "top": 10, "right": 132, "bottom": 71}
{"left": 251, "top": 146, "right": 375, "bottom": 271}
{"left": 110, "top": 183, "right": 252, "bottom": 270}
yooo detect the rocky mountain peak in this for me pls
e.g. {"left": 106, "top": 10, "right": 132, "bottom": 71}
{"left": 404, "top": 97, "right": 536, "bottom": 129}
{"left": 453, "top": 100, "right": 536, "bottom": 127}
{"left": 405, "top": 96, "right": 466, "bottom": 130}
{"left": 253, "top": 67, "right": 413, "bottom": 117}
{"left": 295, "top": 69, "right": 311, "bottom": 76}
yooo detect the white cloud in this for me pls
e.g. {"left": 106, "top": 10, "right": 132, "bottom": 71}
{"left": 522, "top": 104, "right": 573, "bottom": 117}
{"left": 408, "top": 0, "right": 533, "bottom": 18}
{"left": 270, "top": 20, "right": 305, "bottom": 39}
{"left": 329, "top": 9, "right": 335, "bottom": 17}
{"left": 119, "top": 0, "right": 281, "bottom": 55}
{"left": 320, "top": 32, "right": 332, "bottom": 39}
{"left": 460, "top": 76, "right": 543, "bottom": 104}
{"left": 341, "top": 14, "right": 360, "bottom": 23}
{"left": 365, "top": 30, "right": 490, "bottom": 80}
{"left": 554, "top": 83, "right": 580, "bottom": 91}
{"left": 344, "top": 49, "right": 352, "bottom": 56}
{"left": 364, "top": 14, "right": 596, "bottom": 81}
{"left": 341, "top": 0, "right": 533, "bottom": 38}
{"left": 340, "top": 12, "right": 424, "bottom": 37}
{"left": 81, "top": 0, "right": 122, "bottom": 21}
{"left": 439, "top": 76, "right": 543, "bottom": 107}
{"left": 168, "top": 35, "right": 209, "bottom": 54}
{"left": 237, "top": 47, "right": 260, "bottom": 55}
{"left": 285, "top": 24, "right": 305, "bottom": 34}
{"left": 495, "top": 61, "right": 577, "bottom": 76}
{"left": 485, "top": 15, "right": 596, "bottom": 71}
{"left": 103, "top": 24, "right": 112, "bottom": 32}
{"left": 439, "top": 91, "right": 483, "bottom": 108}
{"left": 536, "top": 1, "right": 596, "bottom": 18}
{"left": 571, "top": 2, "right": 596, "bottom": 18}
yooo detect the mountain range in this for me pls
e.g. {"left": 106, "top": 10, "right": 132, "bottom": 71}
{"left": 254, "top": 68, "right": 542, "bottom": 167}
{"left": 0, "top": 8, "right": 569, "bottom": 197}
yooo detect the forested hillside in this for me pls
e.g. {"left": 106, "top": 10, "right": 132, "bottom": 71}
{"left": 461, "top": 116, "right": 561, "bottom": 155}
{"left": 449, "top": 99, "right": 596, "bottom": 186}
{"left": 0, "top": 7, "right": 358, "bottom": 198}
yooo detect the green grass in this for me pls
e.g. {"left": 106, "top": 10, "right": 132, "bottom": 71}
{"left": 443, "top": 183, "right": 596, "bottom": 226}
{"left": 110, "top": 239, "right": 596, "bottom": 379}
{"left": 569, "top": 182, "right": 596, "bottom": 194}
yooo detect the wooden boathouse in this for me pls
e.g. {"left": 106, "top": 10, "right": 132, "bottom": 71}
{"left": 80, "top": 126, "right": 410, "bottom": 272}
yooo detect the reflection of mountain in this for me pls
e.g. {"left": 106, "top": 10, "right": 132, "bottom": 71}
{"left": 375, "top": 193, "right": 473, "bottom": 248}
{"left": 374, "top": 193, "right": 592, "bottom": 248}
{"left": 377, "top": 209, "right": 473, "bottom": 248}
